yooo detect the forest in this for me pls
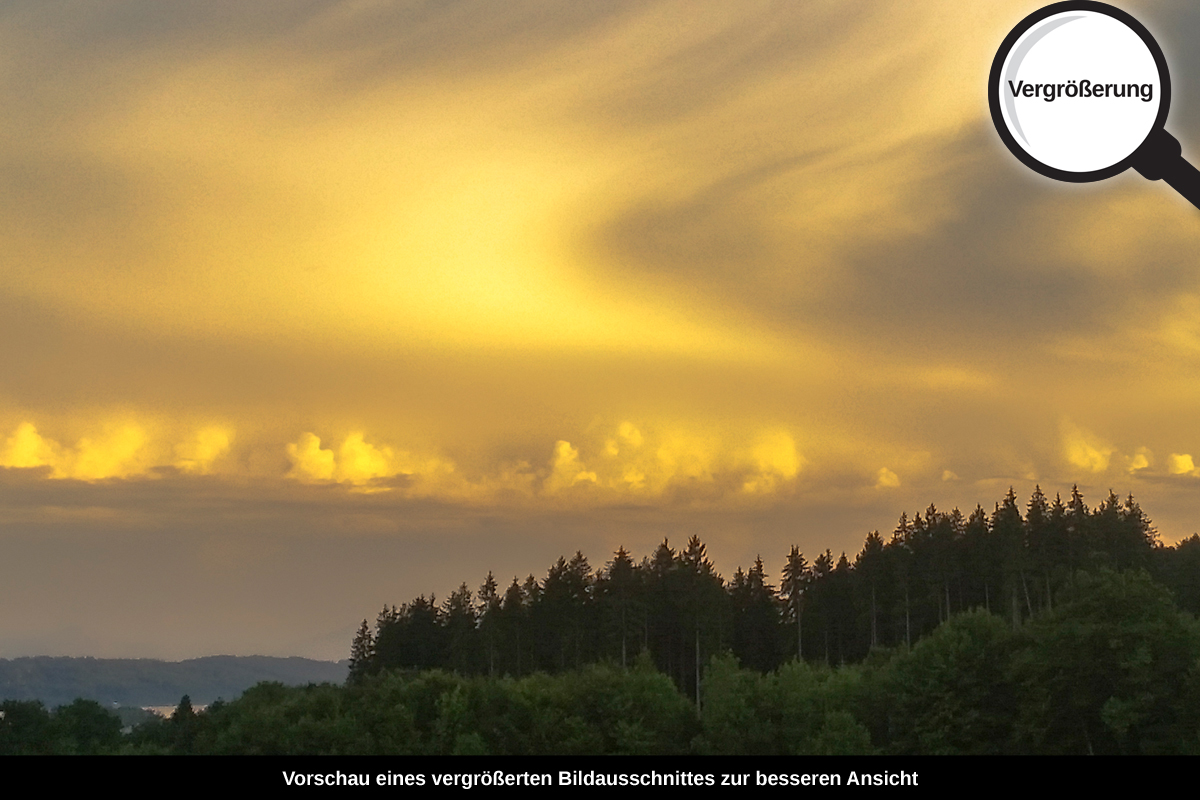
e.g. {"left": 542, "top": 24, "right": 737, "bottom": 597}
{"left": 4, "top": 485, "right": 1199, "bottom": 755}
{"left": 349, "top": 486, "right": 1196, "bottom": 695}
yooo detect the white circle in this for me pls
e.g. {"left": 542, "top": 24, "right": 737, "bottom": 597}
{"left": 997, "top": 11, "right": 1162, "bottom": 173}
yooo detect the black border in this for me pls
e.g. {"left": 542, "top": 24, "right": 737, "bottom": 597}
{"left": 988, "top": 1, "right": 1172, "bottom": 183}
{"left": 0, "top": 754, "right": 1175, "bottom": 792}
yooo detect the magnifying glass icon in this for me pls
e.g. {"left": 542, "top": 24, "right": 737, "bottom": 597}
{"left": 989, "top": 1, "right": 1200, "bottom": 208}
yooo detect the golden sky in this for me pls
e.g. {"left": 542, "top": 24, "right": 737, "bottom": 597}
{"left": 2, "top": 0, "right": 1200, "bottom": 659}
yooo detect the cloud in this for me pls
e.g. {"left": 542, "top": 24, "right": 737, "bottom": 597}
{"left": 1061, "top": 421, "right": 1113, "bottom": 474}
{"left": 618, "top": 420, "right": 643, "bottom": 449}
{"left": 652, "top": 430, "right": 719, "bottom": 488}
{"left": 543, "top": 440, "right": 598, "bottom": 495}
{"left": 742, "top": 430, "right": 803, "bottom": 494}
{"left": 284, "top": 431, "right": 459, "bottom": 493}
{"left": 0, "top": 423, "right": 60, "bottom": 470}
{"left": 337, "top": 432, "right": 394, "bottom": 484}
{"left": 875, "top": 468, "right": 900, "bottom": 489}
{"left": 286, "top": 433, "right": 337, "bottom": 482}
{"left": 276, "top": 422, "right": 812, "bottom": 504}
{"left": 286, "top": 431, "right": 411, "bottom": 486}
{"left": 1126, "top": 447, "right": 1152, "bottom": 474}
{"left": 174, "top": 427, "right": 232, "bottom": 475}
{"left": 72, "top": 424, "right": 150, "bottom": 480}
{"left": 1167, "top": 453, "right": 1199, "bottom": 477}
{"left": 0, "top": 421, "right": 150, "bottom": 480}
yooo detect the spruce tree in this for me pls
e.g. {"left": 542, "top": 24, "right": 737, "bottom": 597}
{"left": 348, "top": 619, "right": 376, "bottom": 684}
{"left": 781, "top": 545, "right": 811, "bottom": 660}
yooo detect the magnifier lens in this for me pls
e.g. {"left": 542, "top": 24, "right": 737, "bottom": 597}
{"left": 991, "top": 4, "right": 1169, "bottom": 181}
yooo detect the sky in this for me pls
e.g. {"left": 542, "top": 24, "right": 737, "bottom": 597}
{"left": 2, "top": 0, "right": 1200, "bottom": 661}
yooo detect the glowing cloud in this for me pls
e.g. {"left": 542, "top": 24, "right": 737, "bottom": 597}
{"left": 1061, "top": 422, "right": 1113, "bottom": 474}
{"left": 72, "top": 424, "right": 149, "bottom": 480}
{"left": 284, "top": 431, "right": 457, "bottom": 490}
{"left": 286, "top": 433, "right": 337, "bottom": 482}
{"left": 653, "top": 431, "right": 718, "bottom": 489}
{"left": 337, "top": 432, "right": 394, "bottom": 484}
{"left": 875, "top": 468, "right": 901, "bottom": 489}
{"left": 174, "top": 427, "right": 232, "bottom": 475}
{"left": 1126, "top": 447, "right": 1152, "bottom": 474}
{"left": 0, "top": 421, "right": 150, "bottom": 480}
{"left": 544, "top": 440, "right": 598, "bottom": 494}
{"left": 1167, "top": 453, "right": 1199, "bottom": 477}
{"left": 0, "top": 423, "right": 60, "bottom": 470}
{"left": 619, "top": 422, "right": 644, "bottom": 449}
{"left": 742, "top": 430, "right": 803, "bottom": 494}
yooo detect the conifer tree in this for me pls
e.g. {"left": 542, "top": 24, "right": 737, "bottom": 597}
{"left": 884, "top": 520, "right": 913, "bottom": 647}
{"left": 477, "top": 572, "right": 501, "bottom": 676}
{"left": 1067, "top": 485, "right": 1089, "bottom": 571}
{"left": 348, "top": 619, "right": 376, "bottom": 684}
{"left": 1026, "top": 486, "right": 1052, "bottom": 612}
{"left": 781, "top": 545, "right": 811, "bottom": 660}
{"left": 677, "top": 535, "right": 724, "bottom": 710}
{"left": 730, "top": 556, "right": 781, "bottom": 672}
{"left": 598, "top": 546, "right": 638, "bottom": 668}
{"left": 443, "top": 583, "right": 478, "bottom": 674}
{"left": 990, "top": 488, "right": 1025, "bottom": 629}
{"left": 499, "top": 576, "right": 528, "bottom": 676}
{"left": 963, "top": 505, "right": 991, "bottom": 612}
{"left": 854, "top": 534, "right": 883, "bottom": 651}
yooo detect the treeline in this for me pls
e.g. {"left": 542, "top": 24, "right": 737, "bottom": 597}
{"left": 11, "top": 567, "right": 1196, "bottom": 754}
{"left": 350, "top": 486, "right": 1199, "bottom": 702}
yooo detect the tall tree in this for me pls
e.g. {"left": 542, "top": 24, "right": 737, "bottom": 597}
{"left": 781, "top": 546, "right": 811, "bottom": 660}
{"left": 597, "top": 546, "right": 639, "bottom": 668}
{"left": 854, "top": 533, "right": 884, "bottom": 652}
{"left": 677, "top": 535, "right": 725, "bottom": 710}
{"left": 884, "top": 518, "right": 913, "bottom": 647}
{"left": 477, "top": 572, "right": 502, "bottom": 676}
{"left": 729, "top": 556, "right": 780, "bottom": 673}
{"left": 348, "top": 619, "right": 376, "bottom": 684}
{"left": 1067, "top": 485, "right": 1089, "bottom": 572}
{"left": 498, "top": 576, "right": 529, "bottom": 676}
{"left": 963, "top": 505, "right": 992, "bottom": 613}
{"left": 990, "top": 488, "right": 1026, "bottom": 629}
{"left": 1025, "top": 486, "right": 1053, "bottom": 612}
{"left": 443, "top": 584, "right": 478, "bottom": 674}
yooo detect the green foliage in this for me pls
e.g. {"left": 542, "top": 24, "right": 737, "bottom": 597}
{"left": 877, "top": 609, "right": 1016, "bottom": 754}
{"left": 695, "top": 653, "right": 775, "bottom": 754}
{"left": 196, "top": 682, "right": 371, "bottom": 755}
{"left": 499, "top": 663, "right": 697, "bottom": 755}
{"left": 143, "top": 662, "right": 696, "bottom": 755}
{"left": 810, "top": 710, "right": 873, "bottom": 755}
{"left": 0, "top": 698, "right": 122, "bottom": 755}
{"left": 1010, "top": 569, "right": 1200, "bottom": 754}
{"left": 696, "top": 653, "right": 874, "bottom": 755}
{"left": 52, "top": 698, "right": 122, "bottom": 754}
{"left": 0, "top": 700, "right": 56, "bottom": 755}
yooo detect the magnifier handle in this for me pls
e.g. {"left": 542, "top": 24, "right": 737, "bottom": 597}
{"left": 1132, "top": 129, "right": 1200, "bottom": 211}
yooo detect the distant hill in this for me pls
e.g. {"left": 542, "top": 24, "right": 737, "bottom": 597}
{"left": 0, "top": 655, "right": 348, "bottom": 708}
